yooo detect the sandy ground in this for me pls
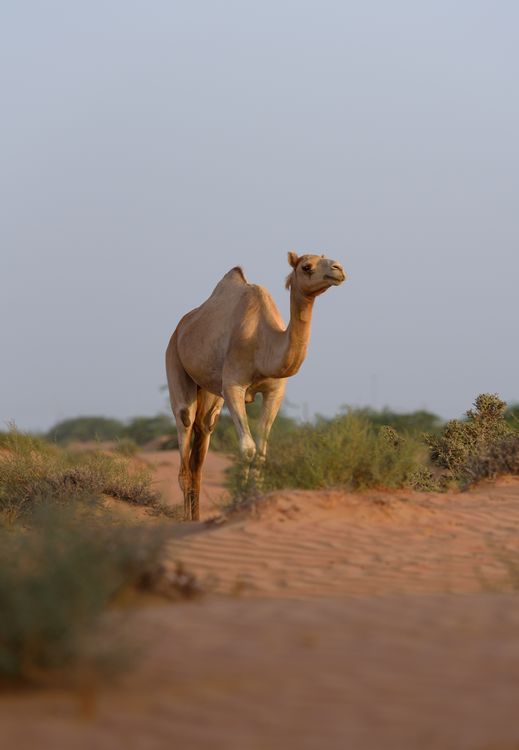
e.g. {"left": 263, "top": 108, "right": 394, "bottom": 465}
{"left": 2, "top": 454, "right": 519, "bottom": 750}
{"left": 140, "top": 449, "right": 232, "bottom": 514}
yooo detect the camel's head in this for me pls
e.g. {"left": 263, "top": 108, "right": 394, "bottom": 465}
{"left": 285, "top": 251, "right": 346, "bottom": 297}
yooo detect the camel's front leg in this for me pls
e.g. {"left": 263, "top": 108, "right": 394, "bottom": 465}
{"left": 223, "top": 383, "right": 256, "bottom": 485}
{"left": 251, "top": 380, "right": 286, "bottom": 487}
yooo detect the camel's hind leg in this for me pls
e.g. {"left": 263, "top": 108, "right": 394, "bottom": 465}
{"left": 189, "top": 390, "right": 224, "bottom": 520}
{"left": 165, "top": 332, "right": 197, "bottom": 520}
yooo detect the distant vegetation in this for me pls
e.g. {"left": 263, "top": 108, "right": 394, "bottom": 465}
{"left": 43, "top": 404, "right": 453, "bottom": 454}
{"left": 342, "top": 407, "right": 443, "bottom": 436}
{"left": 12, "top": 397, "right": 519, "bottom": 500}
{"left": 46, "top": 416, "right": 125, "bottom": 443}
{"left": 46, "top": 414, "right": 177, "bottom": 447}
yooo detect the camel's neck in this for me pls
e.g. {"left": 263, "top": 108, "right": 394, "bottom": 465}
{"left": 272, "top": 287, "right": 315, "bottom": 378}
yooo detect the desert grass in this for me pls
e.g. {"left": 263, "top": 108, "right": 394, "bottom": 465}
{"left": 0, "top": 428, "right": 163, "bottom": 523}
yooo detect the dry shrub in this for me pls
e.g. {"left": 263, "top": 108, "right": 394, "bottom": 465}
{"left": 229, "top": 412, "right": 430, "bottom": 497}
{"left": 426, "top": 394, "right": 518, "bottom": 486}
{"left": 0, "top": 428, "right": 160, "bottom": 522}
{"left": 463, "top": 433, "right": 519, "bottom": 486}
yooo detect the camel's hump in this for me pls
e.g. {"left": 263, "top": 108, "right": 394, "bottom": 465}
{"left": 209, "top": 266, "right": 249, "bottom": 292}
{"left": 223, "top": 266, "right": 248, "bottom": 283}
{"left": 205, "top": 266, "right": 249, "bottom": 301}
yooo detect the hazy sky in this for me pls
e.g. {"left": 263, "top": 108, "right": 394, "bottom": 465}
{"left": 1, "top": 1, "right": 518, "bottom": 431}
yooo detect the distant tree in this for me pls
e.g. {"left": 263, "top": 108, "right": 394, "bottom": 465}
{"left": 124, "top": 414, "right": 176, "bottom": 445}
{"left": 47, "top": 416, "right": 125, "bottom": 444}
{"left": 341, "top": 407, "right": 443, "bottom": 435}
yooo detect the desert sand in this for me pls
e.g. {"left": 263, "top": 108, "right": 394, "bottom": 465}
{"left": 2, "top": 452, "right": 519, "bottom": 750}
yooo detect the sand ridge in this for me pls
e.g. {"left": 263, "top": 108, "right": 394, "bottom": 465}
{"left": 169, "top": 477, "right": 519, "bottom": 598}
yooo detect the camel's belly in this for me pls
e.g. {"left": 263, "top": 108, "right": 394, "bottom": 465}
{"left": 187, "top": 369, "right": 223, "bottom": 398}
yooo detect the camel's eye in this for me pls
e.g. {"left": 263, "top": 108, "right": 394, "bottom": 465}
{"left": 302, "top": 263, "right": 313, "bottom": 274}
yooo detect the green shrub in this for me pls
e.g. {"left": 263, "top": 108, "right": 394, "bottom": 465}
{"left": 426, "top": 394, "right": 514, "bottom": 483}
{"left": 229, "top": 412, "right": 428, "bottom": 496}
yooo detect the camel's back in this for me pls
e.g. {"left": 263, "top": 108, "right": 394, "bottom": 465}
{"left": 174, "top": 267, "right": 259, "bottom": 392}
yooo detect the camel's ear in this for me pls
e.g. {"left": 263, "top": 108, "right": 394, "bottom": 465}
{"left": 287, "top": 251, "right": 299, "bottom": 268}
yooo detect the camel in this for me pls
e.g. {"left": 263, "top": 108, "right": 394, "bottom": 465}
{"left": 165, "top": 251, "right": 346, "bottom": 520}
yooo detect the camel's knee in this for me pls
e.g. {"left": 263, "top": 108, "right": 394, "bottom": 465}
{"left": 200, "top": 405, "right": 221, "bottom": 435}
{"left": 179, "top": 408, "right": 192, "bottom": 428}
{"left": 239, "top": 434, "right": 256, "bottom": 463}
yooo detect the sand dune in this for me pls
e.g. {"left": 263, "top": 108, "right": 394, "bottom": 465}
{"left": 3, "top": 456, "right": 519, "bottom": 750}
{"left": 170, "top": 477, "right": 519, "bottom": 598}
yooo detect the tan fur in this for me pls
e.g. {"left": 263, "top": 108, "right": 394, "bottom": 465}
{"left": 165, "top": 252, "right": 346, "bottom": 520}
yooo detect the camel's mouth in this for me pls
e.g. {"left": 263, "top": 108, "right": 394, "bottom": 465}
{"left": 324, "top": 273, "right": 346, "bottom": 285}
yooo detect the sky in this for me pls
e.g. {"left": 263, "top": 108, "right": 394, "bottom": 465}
{"left": 1, "top": 1, "right": 518, "bottom": 431}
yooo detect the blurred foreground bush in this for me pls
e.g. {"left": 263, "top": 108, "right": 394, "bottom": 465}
{"left": 0, "top": 503, "right": 172, "bottom": 682}
{"left": 0, "top": 430, "right": 200, "bottom": 684}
